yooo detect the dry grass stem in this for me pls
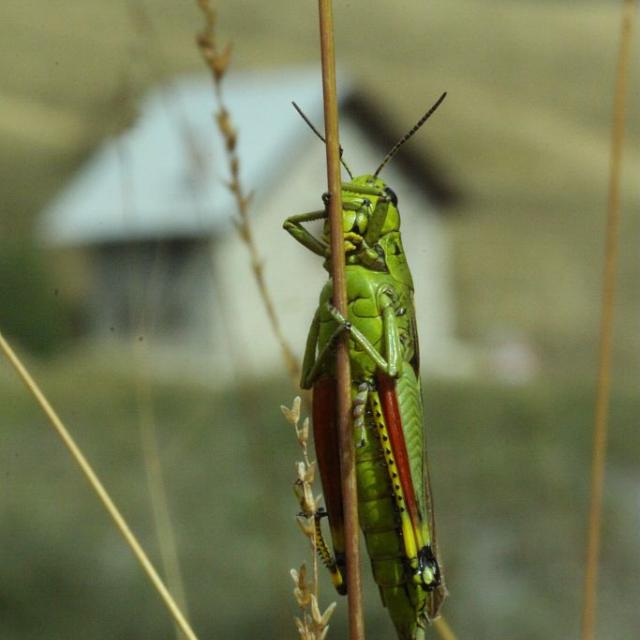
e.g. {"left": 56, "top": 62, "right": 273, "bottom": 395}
{"left": 433, "top": 617, "right": 458, "bottom": 640}
{"left": 0, "top": 330, "right": 200, "bottom": 640}
{"left": 195, "top": 0, "right": 300, "bottom": 385}
{"left": 283, "top": 397, "right": 337, "bottom": 640}
{"left": 316, "top": 3, "right": 364, "bottom": 638}
{"left": 581, "top": 1, "right": 637, "bottom": 638}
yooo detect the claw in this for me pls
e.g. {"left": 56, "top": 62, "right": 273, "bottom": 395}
{"left": 343, "top": 231, "right": 363, "bottom": 246}
{"left": 314, "top": 507, "right": 328, "bottom": 520}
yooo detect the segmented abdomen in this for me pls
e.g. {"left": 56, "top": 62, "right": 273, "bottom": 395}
{"left": 355, "top": 367, "right": 428, "bottom": 640}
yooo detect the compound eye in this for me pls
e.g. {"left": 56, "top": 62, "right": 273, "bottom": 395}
{"left": 384, "top": 187, "right": 398, "bottom": 207}
{"left": 354, "top": 211, "right": 368, "bottom": 234}
{"left": 361, "top": 198, "right": 372, "bottom": 210}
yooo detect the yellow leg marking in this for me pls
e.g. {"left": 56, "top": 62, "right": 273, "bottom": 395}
{"left": 314, "top": 515, "right": 345, "bottom": 593}
{"left": 369, "top": 392, "right": 424, "bottom": 561}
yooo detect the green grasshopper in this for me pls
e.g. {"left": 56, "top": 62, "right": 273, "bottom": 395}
{"left": 283, "top": 93, "right": 447, "bottom": 640}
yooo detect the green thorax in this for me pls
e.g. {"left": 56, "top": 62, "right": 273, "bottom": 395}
{"left": 317, "top": 265, "right": 416, "bottom": 381}
{"left": 316, "top": 174, "right": 416, "bottom": 379}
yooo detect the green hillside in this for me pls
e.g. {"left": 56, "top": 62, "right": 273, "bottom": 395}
{"left": 1, "top": 363, "right": 639, "bottom": 639}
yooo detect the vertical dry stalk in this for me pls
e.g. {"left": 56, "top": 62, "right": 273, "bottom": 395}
{"left": 433, "top": 617, "right": 458, "bottom": 640}
{"left": 316, "top": 2, "right": 365, "bottom": 639}
{"left": 581, "top": 1, "right": 636, "bottom": 638}
{"left": 0, "top": 331, "right": 200, "bottom": 640}
{"left": 282, "top": 397, "right": 337, "bottom": 640}
{"left": 195, "top": 0, "right": 300, "bottom": 385}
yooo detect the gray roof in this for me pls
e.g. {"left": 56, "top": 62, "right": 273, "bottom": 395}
{"left": 39, "top": 67, "right": 336, "bottom": 245}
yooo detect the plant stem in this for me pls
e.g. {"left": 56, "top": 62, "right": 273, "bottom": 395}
{"left": 317, "top": 2, "right": 365, "bottom": 639}
{"left": 196, "top": 0, "right": 301, "bottom": 387}
{"left": 434, "top": 617, "right": 458, "bottom": 640}
{"left": 581, "top": 1, "right": 636, "bottom": 638}
{"left": 0, "top": 331, "right": 199, "bottom": 640}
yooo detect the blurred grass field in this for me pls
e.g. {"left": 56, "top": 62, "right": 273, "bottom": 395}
{"left": 2, "top": 359, "right": 639, "bottom": 639}
{"left": 1, "top": 0, "right": 639, "bottom": 638}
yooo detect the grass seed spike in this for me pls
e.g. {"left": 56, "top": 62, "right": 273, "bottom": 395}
{"left": 283, "top": 92, "right": 448, "bottom": 640}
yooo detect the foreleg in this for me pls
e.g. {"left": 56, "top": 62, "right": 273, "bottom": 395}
{"left": 282, "top": 210, "right": 328, "bottom": 256}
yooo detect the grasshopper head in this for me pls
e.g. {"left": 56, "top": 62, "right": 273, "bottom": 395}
{"left": 341, "top": 176, "right": 412, "bottom": 288}
{"left": 320, "top": 175, "right": 407, "bottom": 283}
{"left": 338, "top": 175, "right": 400, "bottom": 247}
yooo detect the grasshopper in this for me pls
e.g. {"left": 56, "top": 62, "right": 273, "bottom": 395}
{"left": 283, "top": 93, "right": 447, "bottom": 640}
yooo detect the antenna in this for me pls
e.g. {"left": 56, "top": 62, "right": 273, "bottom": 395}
{"left": 373, "top": 92, "right": 447, "bottom": 178}
{"left": 292, "top": 101, "right": 354, "bottom": 179}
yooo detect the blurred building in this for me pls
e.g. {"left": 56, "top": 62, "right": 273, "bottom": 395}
{"left": 38, "top": 68, "right": 469, "bottom": 383}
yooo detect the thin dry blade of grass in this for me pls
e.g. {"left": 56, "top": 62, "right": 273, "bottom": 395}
{"left": 0, "top": 330, "right": 200, "bottom": 640}
{"left": 581, "top": 1, "right": 637, "bottom": 638}
{"left": 316, "top": 2, "right": 364, "bottom": 638}
{"left": 433, "top": 617, "right": 458, "bottom": 640}
{"left": 195, "top": 0, "right": 300, "bottom": 386}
